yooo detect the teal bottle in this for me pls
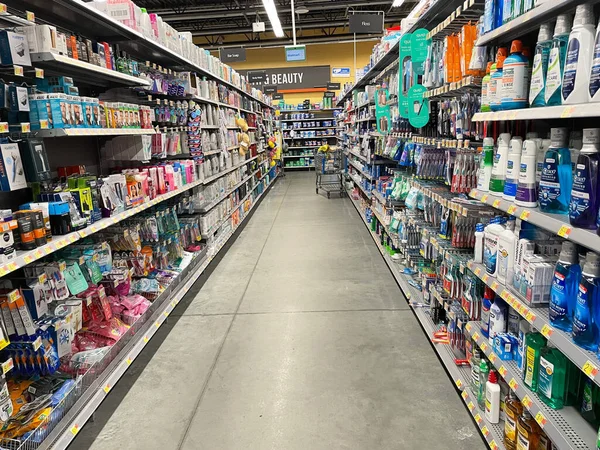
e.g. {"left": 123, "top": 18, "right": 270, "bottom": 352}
{"left": 530, "top": 23, "right": 553, "bottom": 107}
{"left": 550, "top": 242, "right": 582, "bottom": 332}
{"left": 539, "top": 127, "right": 572, "bottom": 214}
{"left": 573, "top": 252, "right": 600, "bottom": 352}
{"left": 490, "top": 48, "right": 509, "bottom": 111}
{"left": 545, "top": 15, "right": 572, "bottom": 106}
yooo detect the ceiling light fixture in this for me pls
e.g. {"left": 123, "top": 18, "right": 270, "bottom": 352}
{"left": 295, "top": 3, "right": 309, "bottom": 14}
{"left": 392, "top": 0, "right": 405, "bottom": 6}
{"left": 262, "top": 0, "right": 285, "bottom": 37}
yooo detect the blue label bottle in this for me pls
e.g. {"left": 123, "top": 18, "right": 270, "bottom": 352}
{"left": 570, "top": 128, "right": 600, "bottom": 229}
{"left": 545, "top": 15, "right": 572, "bottom": 106}
{"left": 573, "top": 252, "right": 600, "bottom": 351}
{"left": 539, "top": 128, "right": 572, "bottom": 214}
{"left": 550, "top": 242, "right": 582, "bottom": 332}
{"left": 530, "top": 24, "right": 553, "bottom": 107}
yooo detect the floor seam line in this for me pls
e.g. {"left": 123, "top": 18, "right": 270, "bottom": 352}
{"left": 176, "top": 177, "right": 291, "bottom": 450}
{"left": 172, "top": 307, "right": 413, "bottom": 317}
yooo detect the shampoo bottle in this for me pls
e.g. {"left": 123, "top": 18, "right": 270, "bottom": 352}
{"left": 497, "top": 216, "right": 517, "bottom": 284}
{"left": 515, "top": 139, "right": 539, "bottom": 207}
{"left": 563, "top": 4, "right": 596, "bottom": 104}
{"left": 523, "top": 331, "right": 547, "bottom": 392}
{"left": 501, "top": 40, "right": 530, "bottom": 109}
{"left": 490, "top": 133, "right": 512, "bottom": 195}
{"left": 550, "top": 241, "right": 582, "bottom": 332}
{"left": 530, "top": 23, "right": 553, "bottom": 107}
{"left": 490, "top": 48, "right": 509, "bottom": 111}
{"left": 546, "top": 14, "right": 573, "bottom": 106}
{"left": 504, "top": 137, "right": 523, "bottom": 200}
{"left": 570, "top": 128, "right": 600, "bottom": 229}
{"left": 485, "top": 370, "right": 501, "bottom": 423}
{"left": 539, "top": 127, "right": 572, "bottom": 214}
{"left": 573, "top": 251, "right": 600, "bottom": 351}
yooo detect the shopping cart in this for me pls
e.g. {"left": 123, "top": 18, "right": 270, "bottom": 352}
{"left": 315, "top": 146, "right": 344, "bottom": 198}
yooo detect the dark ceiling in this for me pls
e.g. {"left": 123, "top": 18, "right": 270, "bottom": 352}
{"left": 135, "top": 0, "right": 414, "bottom": 49}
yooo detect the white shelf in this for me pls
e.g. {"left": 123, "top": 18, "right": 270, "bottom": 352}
{"left": 472, "top": 103, "right": 600, "bottom": 122}
{"left": 282, "top": 127, "right": 337, "bottom": 131}
{"left": 198, "top": 169, "right": 259, "bottom": 213}
{"left": 284, "top": 166, "right": 313, "bottom": 170}
{"left": 287, "top": 146, "right": 321, "bottom": 149}
{"left": 36, "top": 128, "right": 156, "bottom": 137}
{"left": 284, "top": 155, "right": 313, "bottom": 158}
{"left": 346, "top": 148, "right": 368, "bottom": 163}
{"left": 349, "top": 175, "right": 372, "bottom": 199}
{"left": 283, "top": 136, "right": 336, "bottom": 140}
{"left": 280, "top": 117, "right": 335, "bottom": 121}
{"left": 202, "top": 154, "right": 260, "bottom": 184}
{"left": 348, "top": 159, "right": 374, "bottom": 181}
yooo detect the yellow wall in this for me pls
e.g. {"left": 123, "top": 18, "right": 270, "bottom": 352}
{"left": 217, "top": 41, "right": 376, "bottom": 107}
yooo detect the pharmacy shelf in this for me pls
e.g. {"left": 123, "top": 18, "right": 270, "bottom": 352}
{"left": 287, "top": 146, "right": 322, "bottom": 149}
{"left": 472, "top": 103, "right": 600, "bottom": 122}
{"left": 280, "top": 117, "right": 335, "bottom": 121}
{"left": 336, "top": 41, "right": 400, "bottom": 107}
{"left": 467, "top": 260, "right": 600, "bottom": 391}
{"left": 348, "top": 159, "right": 374, "bottom": 181}
{"left": 0, "top": 178, "right": 204, "bottom": 278}
{"left": 4, "top": 0, "right": 272, "bottom": 109}
{"left": 280, "top": 108, "right": 342, "bottom": 112}
{"left": 284, "top": 155, "right": 313, "bottom": 158}
{"left": 43, "top": 174, "right": 277, "bottom": 450}
{"left": 348, "top": 175, "right": 372, "bottom": 200}
{"left": 476, "top": 0, "right": 600, "bottom": 45}
{"left": 202, "top": 154, "right": 260, "bottom": 184}
{"left": 282, "top": 127, "right": 337, "bottom": 131}
{"left": 283, "top": 136, "right": 336, "bottom": 140}
{"left": 35, "top": 128, "right": 156, "bottom": 137}
{"left": 199, "top": 169, "right": 259, "bottom": 213}
{"left": 406, "top": 0, "right": 473, "bottom": 34}
{"left": 468, "top": 189, "right": 600, "bottom": 251}
{"left": 31, "top": 52, "right": 152, "bottom": 87}
{"left": 355, "top": 116, "right": 376, "bottom": 123}
{"left": 425, "top": 76, "right": 482, "bottom": 99}
{"left": 466, "top": 321, "right": 597, "bottom": 450}
{"left": 346, "top": 192, "right": 506, "bottom": 450}
{"left": 284, "top": 166, "right": 313, "bottom": 170}
{"left": 346, "top": 148, "right": 368, "bottom": 163}
{"left": 201, "top": 125, "right": 220, "bottom": 130}
{"left": 427, "top": 0, "right": 485, "bottom": 40}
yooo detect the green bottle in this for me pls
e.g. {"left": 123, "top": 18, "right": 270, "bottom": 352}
{"left": 537, "top": 343, "right": 568, "bottom": 409}
{"left": 582, "top": 379, "right": 600, "bottom": 427}
{"left": 523, "top": 332, "right": 546, "bottom": 392}
{"left": 478, "top": 359, "right": 490, "bottom": 410}
{"left": 481, "top": 62, "right": 494, "bottom": 112}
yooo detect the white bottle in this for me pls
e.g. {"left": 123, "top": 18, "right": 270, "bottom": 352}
{"left": 497, "top": 216, "right": 517, "bottom": 284}
{"left": 503, "top": 137, "right": 523, "bottom": 201}
{"left": 484, "top": 219, "right": 506, "bottom": 276}
{"left": 563, "top": 4, "right": 596, "bottom": 104}
{"left": 485, "top": 371, "right": 501, "bottom": 424}
{"left": 489, "top": 297, "right": 507, "bottom": 343}
{"left": 475, "top": 223, "right": 485, "bottom": 263}
{"left": 477, "top": 137, "right": 495, "bottom": 192}
{"left": 515, "top": 140, "right": 539, "bottom": 207}
{"left": 489, "top": 133, "right": 511, "bottom": 196}
{"left": 590, "top": 16, "right": 600, "bottom": 101}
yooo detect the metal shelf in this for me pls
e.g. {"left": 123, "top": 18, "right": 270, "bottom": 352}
{"left": 198, "top": 169, "right": 259, "bottom": 213}
{"left": 284, "top": 154, "right": 313, "bottom": 158}
{"left": 280, "top": 117, "right": 335, "bottom": 121}
{"left": 428, "top": 0, "right": 485, "bottom": 40}
{"left": 425, "top": 76, "right": 482, "bottom": 99}
{"left": 283, "top": 136, "right": 336, "bottom": 140}
{"left": 282, "top": 127, "right": 337, "bottom": 131}
{"left": 279, "top": 108, "right": 341, "bottom": 112}
{"left": 43, "top": 174, "right": 277, "bottom": 450}
{"left": 348, "top": 159, "right": 374, "bottom": 181}
{"left": 284, "top": 165, "right": 313, "bottom": 170}
{"left": 346, "top": 148, "right": 369, "bottom": 163}
{"left": 469, "top": 189, "right": 600, "bottom": 251}
{"left": 467, "top": 260, "right": 600, "bottom": 391}
{"left": 476, "top": 0, "right": 600, "bottom": 45}
{"left": 202, "top": 154, "right": 260, "bottom": 184}
{"left": 466, "top": 321, "right": 597, "bottom": 450}
{"left": 35, "top": 128, "right": 156, "bottom": 137}
{"left": 406, "top": 0, "right": 472, "bottom": 34}
{"left": 346, "top": 192, "right": 505, "bottom": 450}
{"left": 31, "top": 52, "right": 151, "bottom": 87}
{"left": 472, "top": 103, "right": 600, "bottom": 122}
{"left": 287, "top": 146, "right": 322, "bottom": 149}
{"left": 348, "top": 175, "right": 372, "bottom": 199}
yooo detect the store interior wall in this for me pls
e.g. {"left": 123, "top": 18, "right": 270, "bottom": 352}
{"left": 215, "top": 41, "right": 376, "bottom": 106}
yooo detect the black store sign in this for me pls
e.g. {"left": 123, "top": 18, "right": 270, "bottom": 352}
{"left": 248, "top": 71, "right": 266, "bottom": 84}
{"left": 323, "top": 91, "right": 335, "bottom": 98}
{"left": 263, "top": 85, "right": 278, "bottom": 94}
{"left": 349, "top": 14, "right": 384, "bottom": 34}
{"left": 273, "top": 93, "right": 284, "bottom": 100}
{"left": 219, "top": 47, "right": 246, "bottom": 63}
{"left": 327, "top": 82, "right": 341, "bottom": 90}
{"left": 242, "top": 65, "right": 330, "bottom": 91}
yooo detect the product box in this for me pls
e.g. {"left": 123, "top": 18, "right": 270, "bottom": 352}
{"left": 8, "top": 86, "right": 29, "bottom": 112}
{"left": 0, "top": 143, "right": 27, "bottom": 191}
{"left": 19, "top": 138, "right": 51, "bottom": 182}
{"left": 494, "top": 333, "right": 517, "bottom": 360}
{"left": 0, "top": 31, "right": 31, "bottom": 66}
{"left": 48, "top": 93, "right": 70, "bottom": 128}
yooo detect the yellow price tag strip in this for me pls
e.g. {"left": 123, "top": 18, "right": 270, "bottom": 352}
{"left": 525, "top": 310, "right": 536, "bottom": 323}
{"left": 535, "top": 411, "right": 547, "bottom": 427}
{"left": 35, "top": 68, "right": 44, "bottom": 79}
{"left": 481, "top": 425, "right": 489, "bottom": 436}
{"left": 583, "top": 360, "right": 599, "bottom": 379}
{"left": 71, "top": 424, "right": 80, "bottom": 436}
{"left": 491, "top": 281, "right": 499, "bottom": 291}
{"left": 509, "top": 378, "right": 519, "bottom": 391}
{"left": 103, "top": 384, "right": 111, "bottom": 393}
{"left": 461, "top": 391, "right": 468, "bottom": 400}
{"left": 468, "top": 401, "right": 475, "bottom": 411}
{"left": 520, "top": 210, "right": 531, "bottom": 220}
{"left": 13, "top": 65, "right": 23, "bottom": 76}
{"left": 557, "top": 224, "right": 572, "bottom": 238}
{"left": 522, "top": 395, "right": 533, "bottom": 409}
{"left": 21, "top": 123, "right": 30, "bottom": 133}
{"left": 488, "top": 352, "right": 497, "bottom": 363}
{"left": 473, "top": 332, "right": 480, "bottom": 342}
{"left": 465, "top": 323, "right": 472, "bottom": 332}
{"left": 490, "top": 440, "right": 498, "bottom": 450}
{"left": 541, "top": 324, "right": 554, "bottom": 338}
{"left": 481, "top": 194, "right": 489, "bottom": 203}
{"left": 455, "top": 379, "right": 463, "bottom": 389}
{"left": 2, "top": 358, "right": 13, "bottom": 374}
{"left": 499, "top": 366, "right": 507, "bottom": 377}
{"left": 26, "top": 10, "right": 34, "bottom": 22}
{"left": 474, "top": 413, "right": 482, "bottom": 424}
{"left": 507, "top": 204, "right": 517, "bottom": 215}
{"left": 474, "top": 267, "right": 482, "bottom": 276}
{"left": 492, "top": 199, "right": 501, "bottom": 208}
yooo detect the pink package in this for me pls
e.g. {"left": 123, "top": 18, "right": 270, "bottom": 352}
{"left": 156, "top": 165, "right": 166, "bottom": 194}
{"left": 164, "top": 164, "right": 175, "bottom": 191}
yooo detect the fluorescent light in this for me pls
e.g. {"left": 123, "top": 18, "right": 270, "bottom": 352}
{"left": 392, "top": 0, "right": 405, "bottom": 6}
{"left": 262, "top": 0, "right": 285, "bottom": 37}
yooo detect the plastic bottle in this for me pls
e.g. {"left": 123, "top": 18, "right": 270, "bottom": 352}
{"left": 539, "top": 127, "right": 573, "bottom": 214}
{"left": 484, "top": 218, "right": 506, "bottom": 275}
{"left": 481, "top": 62, "right": 494, "bottom": 112}
{"left": 484, "top": 0, "right": 495, "bottom": 33}
{"left": 570, "top": 130, "right": 583, "bottom": 173}
{"left": 504, "top": 138, "right": 524, "bottom": 200}
{"left": 589, "top": 15, "right": 600, "bottom": 102}
{"left": 530, "top": 24, "right": 554, "bottom": 107}
{"left": 570, "top": 128, "right": 600, "bottom": 229}
{"left": 501, "top": 40, "right": 530, "bottom": 109}
{"left": 546, "top": 14, "right": 573, "bottom": 106}
{"left": 494, "top": 0, "right": 504, "bottom": 30}
{"left": 515, "top": 140, "right": 539, "bottom": 207}
{"left": 523, "top": 331, "right": 547, "bottom": 392}
{"left": 508, "top": 306, "right": 520, "bottom": 335}
{"left": 490, "top": 133, "right": 511, "bottom": 195}
{"left": 499, "top": 378, "right": 509, "bottom": 421}
{"left": 139, "top": 8, "right": 152, "bottom": 39}
{"left": 497, "top": 216, "right": 517, "bottom": 284}
{"left": 573, "top": 252, "right": 600, "bottom": 351}
{"left": 550, "top": 242, "right": 582, "bottom": 332}
{"left": 537, "top": 342, "right": 569, "bottom": 409}
{"left": 562, "top": 4, "right": 596, "bottom": 104}
{"left": 475, "top": 222, "right": 485, "bottom": 263}
{"left": 517, "top": 410, "right": 542, "bottom": 450}
{"left": 482, "top": 286, "right": 494, "bottom": 338}
{"left": 581, "top": 378, "right": 600, "bottom": 427}
{"left": 485, "top": 370, "right": 501, "bottom": 423}
{"left": 504, "top": 390, "right": 523, "bottom": 450}
{"left": 489, "top": 297, "right": 508, "bottom": 343}
{"left": 517, "top": 319, "right": 530, "bottom": 376}
{"left": 490, "top": 48, "right": 509, "bottom": 111}
{"left": 478, "top": 359, "right": 490, "bottom": 410}
{"left": 502, "top": 0, "right": 513, "bottom": 24}
{"left": 471, "top": 348, "right": 482, "bottom": 395}
{"left": 477, "top": 137, "right": 495, "bottom": 191}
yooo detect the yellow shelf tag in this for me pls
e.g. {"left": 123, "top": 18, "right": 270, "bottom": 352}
{"left": 509, "top": 378, "right": 519, "bottom": 391}
{"left": 583, "top": 360, "right": 599, "bottom": 379}
{"left": 492, "top": 199, "right": 501, "bottom": 208}
{"left": 520, "top": 210, "right": 531, "bottom": 220}
{"left": 507, "top": 204, "right": 517, "bottom": 215}
{"left": 541, "top": 324, "right": 554, "bottom": 338}
{"left": 557, "top": 224, "right": 572, "bottom": 238}
{"left": 535, "top": 411, "right": 547, "bottom": 428}
{"left": 499, "top": 366, "right": 507, "bottom": 377}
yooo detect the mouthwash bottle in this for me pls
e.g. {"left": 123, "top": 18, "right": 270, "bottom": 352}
{"left": 538, "top": 342, "right": 569, "bottom": 409}
{"left": 523, "top": 331, "right": 546, "bottom": 392}
{"left": 478, "top": 358, "right": 490, "bottom": 410}
{"left": 539, "top": 127, "right": 572, "bottom": 214}
{"left": 517, "top": 410, "right": 542, "bottom": 450}
{"left": 517, "top": 319, "right": 530, "bottom": 376}
{"left": 471, "top": 348, "right": 482, "bottom": 396}
{"left": 570, "top": 128, "right": 600, "bottom": 229}
{"left": 530, "top": 23, "right": 553, "bottom": 107}
{"left": 545, "top": 14, "right": 573, "bottom": 106}
{"left": 504, "top": 390, "right": 523, "bottom": 450}
{"left": 477, "top": 137, "right": 494, "bottom": 191}
{"left": 573, "top": 252, "right": 600, "bottom": 351}
{"left": 481, "top": 62, "right": 494, "bottom": 112}
{"left": 550, "top": 241, "right": 582, "bottom": 332}
{"left": 581, "top": 378, "right": 600, "bottom": 427}
{"left": 490, "top": 48, "right": 509, "bottom": 111}
{"left": 501, "top": 40, "right": 530, "bottom": 110}
{"left": 490, "top": 133, "right": 511, "bottom": 194}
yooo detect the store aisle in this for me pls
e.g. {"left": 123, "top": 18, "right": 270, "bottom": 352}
{"left": 74, "top": 172, "right": 483, "bottom": 450}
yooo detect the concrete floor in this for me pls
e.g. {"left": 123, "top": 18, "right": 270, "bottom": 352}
{"left": 73, "top": 172, "right": 484, "bottom": 450}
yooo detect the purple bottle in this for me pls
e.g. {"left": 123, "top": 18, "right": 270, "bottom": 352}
{"left": 570, "top": 128, "right": 600, "bottom": 229}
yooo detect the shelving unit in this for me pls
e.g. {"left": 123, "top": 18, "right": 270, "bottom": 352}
{"left": 472, "top": 104, "right": 600, "bottom": 122}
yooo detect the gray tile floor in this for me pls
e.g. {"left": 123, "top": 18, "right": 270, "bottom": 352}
{"left": 73, "top": 173, "right": 484, "bottom": 450}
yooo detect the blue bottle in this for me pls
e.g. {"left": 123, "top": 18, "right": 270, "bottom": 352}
{"left": 570, "top": 128, "right": 600, "bottom": 229}
{"left": 501, "top": 40, "right": 529, "bottom": 110}
{"left": 539, "top": 128, "right": 572, "bottom": 214}
{"left": 545, "top": 15, "right": 573, "bottom": 106}
{"left": 550, "top": 242, "right": 582, "bottom": 332}
{"left": 490, "top": 48, "right": 509, "bottom": 111}
{"left": 530, "top": 23, "right": 553, "bottom": 107}
{"left": 494, "top": 0, "right": 504, "bottom": 30}
{"left": 573, "top": 252, "right": 600, "bottom": 351}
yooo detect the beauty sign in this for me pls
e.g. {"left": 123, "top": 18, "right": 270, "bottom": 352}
{"left": 375, "top": 88, "right": 391, "bottom": 135}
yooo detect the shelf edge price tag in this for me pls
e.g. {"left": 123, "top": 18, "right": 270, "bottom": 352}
{"left": 509, "top": 378, "right": 519, "bottom": 391}
{"left": 480, "top": 194, "right": 489, "bottom": 203}
{"left": 35, "top": 68, "right": 44, "bottom": 79}
{"left": 557, "top": 224, "right": 572, "bottom": 238}
{"left": 507, "top": 204, "right": 517, "bottom": 215}
{"left": 492, "top": 199, "right": 501, "bottom": 208}
{"left": 474, "top": 413, "right": 482, "bottom": 424}
{"left": 481, "top": 425, "right": 489, "bottom": 436}
{"left": 2, "top": 358, "right": 13, "bottom": 374}
{"left": 467, "top": 401, "right": 475, "bottom": 411}
{"left": 0, "top": 4, "right": 6, "bottom": 14}
{"left": 520, "top": 209, "right": 531, "bottom": 220}
{"left": 535, "top": 411, "right": 547, "bottom": 428}
{"left": 21, "top": 123, "right": 30, "bottom": 133}
{"left": 103, "top": 384, "right": 110, "bottom": 393}
{"left": 70, "top": 424, "right": 79, "bottom": 436}
{"left": 13, "top": 65, "right": 23, "bottom": 76}
{"left": 455, "top": 378, "right": 463, "bottom": 389}
{"left": 522, "top": 395, "right": 533, "bottom": 409}
{"left": 499, "top": 366, "right": 507, "bottom": 377}
{"left": 583, "top": 360, "right": 599, "bottom": 379}
{"left": 26, "top": 10, "right": 34, "bottom": 22}
{"left": 540, "top": 324, "right": 553, "bottom": 338}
